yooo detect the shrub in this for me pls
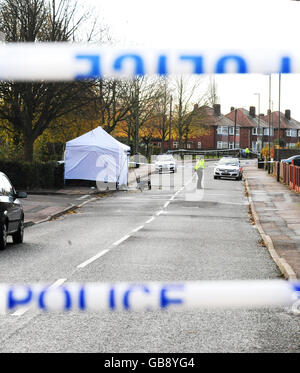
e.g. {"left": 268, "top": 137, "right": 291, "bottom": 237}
{"left": 0, "top": 160, "right": 64, "bottom": 189}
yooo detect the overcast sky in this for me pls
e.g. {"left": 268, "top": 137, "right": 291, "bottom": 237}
{"left": 86, "top": 0, "right": 300, "bottom": 120}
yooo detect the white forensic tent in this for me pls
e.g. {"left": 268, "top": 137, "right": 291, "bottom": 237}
{"left": 64, "top": 126, "right": 130, "bottom": 189}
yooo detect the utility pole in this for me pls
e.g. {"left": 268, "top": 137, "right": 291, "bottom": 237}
{"left": 254, "top": 93, "right": 261, "bottom": 151}
{"left": 234, "top": 109, "right": 237, "bottom": 149}
{"left": 277, "top": 73, "right": 281, "bottom": 182}
{"left": 268, "top": 74, "right": 271, "bottom": 174}
{"left": 134, "top": 79, "right": 140, "bottom": 155}
{"left": 169, "top": 95, "right": 172, "bottom": 150}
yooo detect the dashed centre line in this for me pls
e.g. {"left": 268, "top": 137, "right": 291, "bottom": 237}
{"left": 77, "top": 250, "right": 110, "bottom": 269}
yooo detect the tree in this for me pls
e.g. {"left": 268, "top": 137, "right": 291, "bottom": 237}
{"left": 0, "top": 0, "right": 100, "bottom": 161}
{"left": 206, "top": 75, "right": 219, "bottom": 107}
{"left": 114, "top": 77, "right": 163, "bottom": 154}
{"left": 172, "top": 76, "right": 207, "bottom": 148}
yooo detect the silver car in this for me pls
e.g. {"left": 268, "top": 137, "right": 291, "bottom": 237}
{"left": 155, "top": 154, "right": 177, "bottom": 173}
{"left": 214, "top": 158, "right": 242, "bottom": 180}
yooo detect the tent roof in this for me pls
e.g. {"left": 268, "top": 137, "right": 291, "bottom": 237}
{"left": 66, "top": 126, "right": 130, "bottom": 152}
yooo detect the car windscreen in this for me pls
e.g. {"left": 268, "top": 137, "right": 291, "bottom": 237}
{"left": 218, "top": 160, "right": 239, "bottom": 166}
{"left": 156, "top": 156, "right": 174, "bottom": 161}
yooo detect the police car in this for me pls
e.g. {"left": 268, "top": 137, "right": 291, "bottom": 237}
{"left": 155, "top": 154, "right": 177, "bottom": 173}
{"left": 213, "top": 157, "right": 242, "bottom": 180}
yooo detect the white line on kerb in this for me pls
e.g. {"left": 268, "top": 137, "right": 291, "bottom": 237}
{"left": 164, "top": 201, "right": 170, "bottom": 208}
{"left": 77, "top": 249, "right": 110, "bottom": 269}
{"left": 112, "top": 235, "right": 130, "bottom": 247}
{"left": 156, "top": 210, "right": 164, "bottom": 216}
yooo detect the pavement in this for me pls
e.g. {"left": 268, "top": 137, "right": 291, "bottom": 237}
{"left": 21, "top": 164, "right": 153, "bottom": 226}
{"left": 243, "top": 160, "right": 300, "bottom": 280}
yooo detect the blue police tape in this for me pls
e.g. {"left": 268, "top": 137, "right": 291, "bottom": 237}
{"left": 0, "top": 44, "right": 298, "bottom": 81}
{"left": 0, "top": 281, "right": 299, "bottom": 313}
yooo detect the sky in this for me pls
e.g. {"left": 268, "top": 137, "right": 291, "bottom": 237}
{"left": 85, "top": 0, "right": 300, "bottom": 120}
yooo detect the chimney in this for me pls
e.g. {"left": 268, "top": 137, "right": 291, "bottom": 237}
{"left": 267, "top": 109, "right": 271, "bottom": 115}
{"left": 230, "top": 106, "right": 235, "bottom": 111}
{"left": 249, "top": 106, "right": 256, "bottom": 118}
{"left": 213, "top": 104, "right": 221, "bottom": 116}
{"left": 285, "top": 109, "right": 291, "bottom": 120}
{"left": 193, "top": 104, "right": 199, "bottom": 111}
{"left": 259, "top": 113, "right": 264, "bottom": 118}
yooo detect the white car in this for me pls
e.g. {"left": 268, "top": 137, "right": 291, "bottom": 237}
{"left": 155, "top": 154, "right": 177, "bottom": 173}
{"left": 214, "top": 158, "right": 242, "bottom": 180}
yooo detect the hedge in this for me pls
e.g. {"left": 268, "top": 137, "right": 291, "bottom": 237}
{"left": 0, "top": 160, "right": 64, "bottom": 189}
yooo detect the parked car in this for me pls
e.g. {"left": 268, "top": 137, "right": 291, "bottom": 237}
{"left": 155, "top": 154, "right": 177, "bottom": 173}
{"left": 281, "top": 155, "right": 300, "bottom": 165}
{"left": 0, "top": 172, "right": 27, "bottom": 250}
{"left": 214, "top": 158, "right": 243, "bottom": 180}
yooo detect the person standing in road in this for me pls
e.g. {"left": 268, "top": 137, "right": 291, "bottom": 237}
{"left": 194, "top": 156, "right": 205, "bottom": 189}
{"left": 245, "top": 147, "right": 250, "bottom": 159}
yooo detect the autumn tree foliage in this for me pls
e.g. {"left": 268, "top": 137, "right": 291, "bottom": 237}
{"left": 0, "top": 0, "right": 99, "bottom": 161}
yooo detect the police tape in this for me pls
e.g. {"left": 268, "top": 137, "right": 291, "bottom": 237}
{"left": 0, "top": 281, "right": 299, "bottom": 313}
{"left": 0, "top": 44, "right": 298, "bottom": 81}
{"left": 257, "top": 161, "right": 277, "bottom": 163}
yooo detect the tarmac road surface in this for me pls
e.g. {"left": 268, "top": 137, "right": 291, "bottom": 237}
{"left": 0, "top": 161, "right": 298, "bottom": 352}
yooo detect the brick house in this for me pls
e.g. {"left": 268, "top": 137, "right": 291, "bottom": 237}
{"left": 225, "top": 106, "right": 270, "bottom": 152}
{"left": 146, "top": 104, "right": 300, "bottom": 153}
{"left": 261, "top": 110, "right": 300, "bottom": 148}
{"left": 165, "top": 104, "right": 236, "bottom": 151}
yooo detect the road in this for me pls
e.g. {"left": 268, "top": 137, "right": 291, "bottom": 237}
{"left": 0, "top": 160, "right": 298, "bottom": 353}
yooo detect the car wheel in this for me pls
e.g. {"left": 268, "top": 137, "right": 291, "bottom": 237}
{"left": 12, "top": 219, "right": 24, "bottom": 244}
{"left": 0, "top": 223, "right": 7, "bottom": 250}
{"left": 214, "top": 176, "right": 218, "bottom": 179}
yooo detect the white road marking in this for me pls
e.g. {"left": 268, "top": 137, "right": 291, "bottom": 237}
{"left": 156, "top": 210, "right": 164, "bottom": 216}
{"left": 145, "top": 216, "right": 155, "bottom": 224}
{"left": 76, "top": 195, "right": 90, "bottom": 201}
{"left": 131, "top": 225, "right": 144, "bottom": 233}
{"left": 49, "top": 278, "right": 67, "bottom": 288}
{"left": 11, "top": 278, "right": 67, "bottom": 316}
{"left": 164, "top": 201, "right": 170, "bottom": 208}
{"left": 77, "top": 249, "right": 110, "bottom": 269}
{"left": 112, "top": 235, "right": 131, "bottom": 246}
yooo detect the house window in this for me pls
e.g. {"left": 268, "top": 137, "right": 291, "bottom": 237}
{"left": 298, "top": 130, "right": 300, "bottom": 137}
{"left": 187, "top": 143, "right": 192, "bottom": 149}
{"left": 229, "top": 142, "right": 240, "bottom": 149}
{"left": 286, "top": 129, "right": 297, "bottom": 137}
{"left": 287, "top": 143, "right": 296, "bottom": 148}
{"left": 252, "top": 142, "right": 257, "bottom": 151}
{"left": 197, "top": 142, "right": 201, "bottom": 149}
{"left": 252, "top": 128, "right": 258, "bottom": 135}
{"left": 229, "top": 127, "right": 240, "bottom": 136}
{"left": 217, "top": 126, "right": 228, "bottom": 135}
{"left": 264, "top": 128, "right": 274, "bottom": 136}
{"left": 217, "top": 141, "right": 223, "bottom": 149}
{"left": 173, "top": 141, "right": 179, "bottom": 148}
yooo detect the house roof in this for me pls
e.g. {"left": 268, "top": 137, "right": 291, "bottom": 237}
{"left": 199, "top": 105, "right": 235, "bottom": 127}
{"left": 261, "top": 111, "right": 300, "bottom": 130}
{"left": 225, "top": 108, "right": 269, "bottom": 128}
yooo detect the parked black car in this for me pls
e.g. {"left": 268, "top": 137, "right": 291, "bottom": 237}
{"left": 0, "top": 172, "right": 27, "bottom": 250}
